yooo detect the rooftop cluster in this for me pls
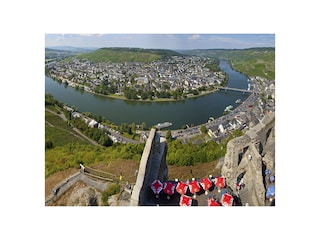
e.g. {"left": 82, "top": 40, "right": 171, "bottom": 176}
{"left": 47, "top": 55, "right": 226, "bottom": 100}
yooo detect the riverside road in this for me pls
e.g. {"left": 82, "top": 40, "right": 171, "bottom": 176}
{"left": 168, "top": 92, "right": 260, "bottom": 141}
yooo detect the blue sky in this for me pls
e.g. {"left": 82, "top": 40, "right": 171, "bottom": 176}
{"left": 45, "top": 34, "right": 275, "bottom": 50}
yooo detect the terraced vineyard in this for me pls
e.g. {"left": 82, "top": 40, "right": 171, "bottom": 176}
{"left": 183, "top": 48, "right": 275, "bottom": 80}
{"left": 228, "top": 49, "right": 275, "bottom": 80}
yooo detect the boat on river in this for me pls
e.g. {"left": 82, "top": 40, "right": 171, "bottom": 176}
{"left": 224, "top": 105, "right": 233, "bottom": 112}
{"left": 208, "top": 117, "right": 215, "bottom": 122}
{"left": 155, "top": 122, "right": 173, "bottom": 129}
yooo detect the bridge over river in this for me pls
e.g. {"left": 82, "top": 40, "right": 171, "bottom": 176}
{"left": 216, "top": 86, "right": 260, "bottom": 94}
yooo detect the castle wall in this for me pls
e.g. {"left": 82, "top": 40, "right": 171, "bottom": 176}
{"left": 130, "top": 128, "right": 168, "bottom": 206}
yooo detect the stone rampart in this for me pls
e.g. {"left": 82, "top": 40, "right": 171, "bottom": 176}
{"left": 130, "top": 128, "right": 168, "bottom": 206}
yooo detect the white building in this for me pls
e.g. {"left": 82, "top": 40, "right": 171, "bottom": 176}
{"left": 88, "top": 119, "right": 98, "bottom": 128}
{"left": 218, "top": 124, "right": 225, "bottom": 134}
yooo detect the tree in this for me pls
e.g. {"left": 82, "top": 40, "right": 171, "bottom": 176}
{"left": 45, "top": 93, "right": 58, "bottom": 106}
{"left": 200, "top": 125, "right": 207, "bottom": 134}
{"left": 97, "top": 115, "right": 103, "bottom": 123}
{"left": 181, "top": 124, "right": 187, "bottom": 129}
{"left": 141, "top": 122, "right": 147, "bottom": 130}
{"left": 130, "top": 122, "right": 136, "bottom": 134}
{"left": 71, "top": 105, "right": 78, "bottom": 111}
{"left": 166, "top": 130, "right": 172, "bottom": 140}
{"left": 141, "top": 91, "right": 148, "bottom": 100}
{"left": 98, "top": 135, "right": 113, "bottom": 147}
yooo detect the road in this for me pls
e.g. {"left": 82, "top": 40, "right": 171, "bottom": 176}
{"left": 105, "top": 127, "right": 140, "bottom": 144}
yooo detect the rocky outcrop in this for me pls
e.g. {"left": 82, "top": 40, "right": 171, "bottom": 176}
{"left": 221, "top": 112, "right": 275, "bottom": 206}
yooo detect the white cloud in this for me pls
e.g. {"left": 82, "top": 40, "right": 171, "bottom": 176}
{"left": 188, "top": 34, "right": 200, "bottom": 40}
{"left": 78, "top": 34, "right": 106, "bottom": 37}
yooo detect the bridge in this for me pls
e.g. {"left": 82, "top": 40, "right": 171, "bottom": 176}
{"left": 216, "top": 86, "right": 260, "bottom": 94}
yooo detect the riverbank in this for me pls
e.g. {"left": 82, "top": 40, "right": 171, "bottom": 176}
{"left": 99, "top": 89, "right": 221, "bottom": 102}
{"left": 46, "top": 74, "right": 222, "bottom": 103}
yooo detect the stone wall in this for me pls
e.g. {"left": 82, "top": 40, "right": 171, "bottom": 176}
{"left": 221, "top": 112, "right": 275, "bottom": 206}
{"left": 45, "top": 172, "right": 109, "bottom": 206}
{"left": 130, "top": 128, "right": 168, "bottom": 206}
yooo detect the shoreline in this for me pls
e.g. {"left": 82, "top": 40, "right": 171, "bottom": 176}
{"left": 103, "top": 89, "right": 220, "bottom": 102}
{"left": 46, "top": 74, "right": 223, "bottom": 103}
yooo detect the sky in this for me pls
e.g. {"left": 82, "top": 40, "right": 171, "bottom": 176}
{"left": 45, "top": 34, "right": 275, "bottom": 50}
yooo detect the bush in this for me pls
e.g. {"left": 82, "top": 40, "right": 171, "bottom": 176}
{"left": 101, "top": 183, "right": 120, "bottom": 206}
{"left": 45, "top": 140, "right": 53, "bottom": 149}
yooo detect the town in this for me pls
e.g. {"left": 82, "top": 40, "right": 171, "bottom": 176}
{"left": 46, "top": 55, "right": 227, "bottom": 100}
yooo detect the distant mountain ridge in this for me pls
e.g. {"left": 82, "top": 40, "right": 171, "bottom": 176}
{"left": 181, "top": 47, "right": 275, "bottom": 56}
{"left": 46, "top": 46, "right": 97, "bottom": 53}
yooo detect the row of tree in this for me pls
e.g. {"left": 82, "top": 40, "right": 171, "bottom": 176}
{"left": 166, "top": 128, "right": 243, "bottom": 166}
{"left": 45, "top": 93, "right": 63, "bottom": 107}
{"left": 123, "top": 86, "right": 206, "bottom": 100}
{"left": 71, "top": 117, "right": 113, "bottom": 147}
{"left": 166, "top": 140, "right": 225, "bottom": 166}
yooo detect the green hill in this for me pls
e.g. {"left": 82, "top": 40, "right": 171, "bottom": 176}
{"left": 183, "top": 48, "right": 275, "bottom": 80}
{"left": 76, "top": 47, "right": 183, "bottom": 63}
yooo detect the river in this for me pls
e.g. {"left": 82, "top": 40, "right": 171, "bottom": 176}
{"left": 45, "top": 60, "right": 250, "bottom": 130}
